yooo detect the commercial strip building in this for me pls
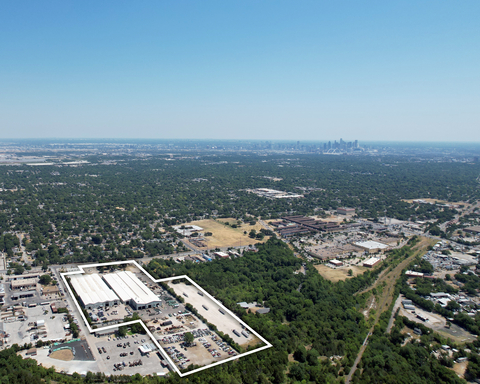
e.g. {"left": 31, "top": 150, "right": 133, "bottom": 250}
{"left": 69, "top": 274, "right": 120, "bottom": 310}
{"left": 10, "top": 277, "right": 37, "bottom": 290}
{"left": 103, "top": 271, "right": 161, "bottom": 310}
{"left": 42, "top": 285, "right": 60, "bottom": 295}
{"left": 7, "top": 273, "right": 41, "bottom": 281}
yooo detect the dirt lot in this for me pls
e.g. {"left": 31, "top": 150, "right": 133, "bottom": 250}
{"left": 314, "top": 264, "right": 367, "bottom": 282}
{"left": 184, "top": 219, "right": 267, "bottom": 249}
{"left": 167, "top": 282, "right": 262, "bottom": 348}
{"left": 50, "top": 349, "right": 74, "bottom": 361}
{"left": 452, "top": 361, "right": 468, "bottom": 378}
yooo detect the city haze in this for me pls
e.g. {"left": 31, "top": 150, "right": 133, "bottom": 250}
{"left": 1, "top": 1, "right": 479, "bottom": 141}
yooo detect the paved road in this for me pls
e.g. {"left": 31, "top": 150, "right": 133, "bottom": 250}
{"left": 258, "top": 219, "right": 273, "bottom": 232}
{"left": 53, "top": 265, "right": 108, "bottom": 373}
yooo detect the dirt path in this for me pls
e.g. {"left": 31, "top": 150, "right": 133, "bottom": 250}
{"left": 345, "top": 237, "right": 434, "bottom": 384}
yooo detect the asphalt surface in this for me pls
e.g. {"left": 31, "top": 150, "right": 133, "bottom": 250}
{"left": 53, "top": 340, "right": 95, "bottom": 361}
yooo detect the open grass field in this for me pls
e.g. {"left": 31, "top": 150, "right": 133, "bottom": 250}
{"left": 49, "top": 349, "right": 74, "bottom": 361}
{"left": 184, "top": 218, "right": 268, "bottom": 249}
{"left": 314, "top": 264, "right": 367, "bottom": 282}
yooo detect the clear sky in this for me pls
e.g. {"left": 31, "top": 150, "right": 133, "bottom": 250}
{"left": 1, "top": 1, "right": 479, "bottom": 141}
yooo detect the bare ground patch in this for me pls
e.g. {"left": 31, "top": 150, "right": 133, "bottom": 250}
{"left": 314, "top": 265, "right": 367, "bottom": 282}
{"left": 49, "top": 349, "right": 74, "bottom": 361}
{"left": 184, "top": 219, "right": 268, "bottom": 249}
{"left": 452, "top": 361, "right": 468, "bottom": 378}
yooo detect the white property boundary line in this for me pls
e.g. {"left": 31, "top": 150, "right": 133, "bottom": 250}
{"left": 60, "top": 260, "right": 272, "bottom": 377}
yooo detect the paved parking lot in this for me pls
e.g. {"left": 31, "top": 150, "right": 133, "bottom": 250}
{"left": 94, "top": 334, "right": 169, "bottom": 376}
{"left": 3, "top": 305, "right": 68, "bottom": 346}
{"left": 52, "top": 340, "right": 94, "bottom": 361}
{"left": 88, "top": 305, "right": 130, "bottom": 326}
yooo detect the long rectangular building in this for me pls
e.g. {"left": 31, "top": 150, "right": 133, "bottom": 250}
{"left": 11, "top": 277, "right": 37, "bottom": 290}
{"left": 69, "top": 274, "right": 120, "bottom": 310}
{"left": 103, "top": 271, "right": 161, "bottom": 310}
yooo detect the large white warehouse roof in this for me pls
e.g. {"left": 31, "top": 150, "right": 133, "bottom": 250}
{"left": 103, "top": 271, "right": 159, "bottom": 306}
{"left": 70, "top": 273, "right": 119, "bottom": 306}
{"left": 355, "top": 241, "right": 389, "bottom": 250}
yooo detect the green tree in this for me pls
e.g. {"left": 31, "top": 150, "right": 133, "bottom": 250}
{"left": 184, "top": 332, "right": 194, "bottom": 345}
{"left": 117, "top": 326, "right": 127, "bottom": 337}
{"left": 39, "top": 274, "right": 52, "bottom": 285}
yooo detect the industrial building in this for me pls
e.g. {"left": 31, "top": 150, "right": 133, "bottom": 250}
{"left": 363, "top": 257, "right": 381, "bottom": 268}
{"left": 337, "top": 207, "right": 355, "bottom": 215}
{"left": 354, "top": 240, "right": 389, "bottom": 253}
{"left": 103, "top": 271, "right": 161, "bottom": 310}
{"left": 173, "top": 225, "right": 203, "bottom": 237}
{"left": 406, "top": 270, "right": 424, "bottom": 278}
{"left": 464, "top": 226, "right": 480, "bottom": 234}
{"left": 329, "top": 259, "right": 343, "bottom": 267}
{"left": 69, "top": 274, "right": 120, "bottom": 310}
{"left": 272, "top": 215, "right": 341, "bottom": 237}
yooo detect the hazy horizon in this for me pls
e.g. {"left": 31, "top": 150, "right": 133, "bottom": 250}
{"left": 1, "top": 2, "right": 479, "bottom": 141}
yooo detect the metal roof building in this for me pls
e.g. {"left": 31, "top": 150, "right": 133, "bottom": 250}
{"left": 363, "top": 257, "right": 381, "bottom": 268}
{"left": 69, "top": 274, "right": 120, "bottom": 310}
{"left": 355, "top": 240, "right": 389, "bottom": 253}
{"left": 103, "top": 271, "right": 161, "bottom": 310}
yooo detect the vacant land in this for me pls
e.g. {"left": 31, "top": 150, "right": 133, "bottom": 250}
{"left": 185, "top": 219, "right": 267, "bottom": 249}
{"left": 50, "top": 349, "right": 74, "bottom": 361}
{"left": 314, "top": 265, "right": 367, "bottom": 282}
{"left": 452, "top": 361, "right": 468, "bottom": 379}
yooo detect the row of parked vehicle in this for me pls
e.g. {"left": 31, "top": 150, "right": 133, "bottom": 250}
{"left": 209, "top": 335, "right": 237, "bottom": 357}
{"left": 112, "top": 359, "right": 143, "bottom": 372}
{"left": 164, "top": 346, "right": 190, "bottom": 367}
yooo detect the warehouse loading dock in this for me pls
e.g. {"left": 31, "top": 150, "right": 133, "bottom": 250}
{"left": 69, "top": 274, "right": 120, "bottom": 310}
{"left": 103, "top": 271, "right": 161, "bottom": 310}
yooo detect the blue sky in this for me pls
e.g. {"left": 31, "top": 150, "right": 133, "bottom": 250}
{"left": 1, "top": 1, "right": 479, "bottom": 141}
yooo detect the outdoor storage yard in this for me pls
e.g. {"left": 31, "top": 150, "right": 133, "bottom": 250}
{"left": 2, "top": 304, "right": 69, "bottom": 346}
{"left": 167, "top": 281, "right": 262, "bottom": 348}
{"left": 397, "top": 305, "right": 477, "bottom": 343}
{"left": 49, "top": 260, "right": 271, "bottom": 377}
{"left": 93, "top": 334, "right": 169, "bottom": 376}
{"left": 159, "top": 327, "right": 238, "bottom": 370}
